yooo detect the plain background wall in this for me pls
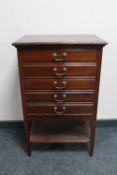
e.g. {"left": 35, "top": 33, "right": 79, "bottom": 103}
{"left": 0, "top": 0, "right": 117, "bottom": 121}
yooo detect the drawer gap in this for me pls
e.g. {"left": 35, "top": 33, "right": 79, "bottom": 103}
{"left": 24, "top": 76, "right": 96, "bottom": 80}
{"left": 23, "top": 62, "right": 97, "bottom": 66}
{"left": 25, "top": 90, "right": 96, "bottom": 93}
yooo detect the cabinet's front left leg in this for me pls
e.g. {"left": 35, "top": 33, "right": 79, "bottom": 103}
{"left": 24, "top": 120, "right": 31, "bottom": 156}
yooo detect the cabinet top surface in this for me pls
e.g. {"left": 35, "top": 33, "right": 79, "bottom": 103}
{"left": 12, "top": 35, "right": 107, "bottom": 47}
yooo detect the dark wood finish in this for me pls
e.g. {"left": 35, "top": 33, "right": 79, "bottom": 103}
{"left": 20, "top": 49, "right": 98, "bottom": 63}
{"left": 24, "top": 79, "right": 96, "bottom": 90}
{"left": 23, "top": 63, "right": 97, "bottom": 77}
{"left": 90, "top": 48, "right": 103, "bottom": 156}
{"left": 17, "top": 50, "right": 31, "bottom": 156}
{"left": 12, "top": 35, "right": 107, "bottom": 156}
{"left": 26, "top": 102, "right": 94, "bottom": 115}
{"left": 25, "top": 90, "right": 96, "bottom": 102}
{"left": 28, "top": 114, "right": 92, "bottom": 120}
{"left": 30, "top": 120, "right": 90, "bottom": 143}
{"left": 12, "top": 35, "right": 107, "bottom": 46}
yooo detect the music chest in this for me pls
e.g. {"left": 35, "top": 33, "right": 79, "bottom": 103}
{"left": 12, "top": 35, "right": 107, "bottom": 156}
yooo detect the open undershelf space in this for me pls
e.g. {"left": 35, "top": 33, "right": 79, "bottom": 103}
{"left": 30, "top": 120, "right": 91, "bottom": 144}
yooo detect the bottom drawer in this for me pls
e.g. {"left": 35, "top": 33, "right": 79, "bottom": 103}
{"left": 27, "top": 103, "right": 94, "bottom": 115}
{"left": 28, "top": 113, "right": 92, "bottom": 120}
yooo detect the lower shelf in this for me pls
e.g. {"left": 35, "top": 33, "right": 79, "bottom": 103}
{"left": 30, "top": 120, "right": 91, "bottom": 144}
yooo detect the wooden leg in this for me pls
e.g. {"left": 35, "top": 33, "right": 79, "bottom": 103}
{"left": 24, "top": 121, "right": 31, "bottom": 156}
{"left": 90, "top": 119, "right": 96, "bottom": 157}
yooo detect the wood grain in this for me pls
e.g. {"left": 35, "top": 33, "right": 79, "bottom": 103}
{"left": 25, "top": 90, "right": 96, "bottom": 102}
{"left": 20, "top": 49, "right": 97, "bottom": 63}
{"left": 12, "top": 35, "right": 107, "bottom": 156}
{"left": 30, "top": 120, "right": 91, "bottom": 143}
{"left": 26, "top": 102, "right": 94, "bottom": 115}
{"left": 12, "top": 35, "right": 107, "bottom": 46}
{"left": 24, "top": 79, "right": 96, "bottom": 90}
{"left": 23, "top": 63, "right": 97, "bottom": 77}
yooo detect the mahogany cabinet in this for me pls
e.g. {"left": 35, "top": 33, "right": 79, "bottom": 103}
{"left": 12, "top": 35, "right": 107, "bottom": 156}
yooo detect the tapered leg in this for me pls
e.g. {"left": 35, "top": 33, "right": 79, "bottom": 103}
{"left": 90, "top": 119, "right": 96, "bottom": 157}
{"left": 24, "top": 121, "right": 31, "bottom": 156}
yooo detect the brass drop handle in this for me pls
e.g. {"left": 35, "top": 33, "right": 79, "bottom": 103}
{"left": 62, "top": 52, "right": 67, "bottom": 57}
{"left": 54, "top": 94, "right": 67, "bottom": 102}
{"left": 53, "top": 67, "right": 67, "bottom": 76}
{"left": 53, "top": 52, "right": 57, "bottom": 57}
{"left": 54, "top": 106, "right": 66, "bottom": 114}
{"left": 52, "top": 52, "right": 67, "bottom": 62}
{"left": 54, "top": 81, "right": 66, "bottom": 90}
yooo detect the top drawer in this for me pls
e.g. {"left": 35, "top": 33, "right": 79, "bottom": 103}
{"left": 20, "top": 49, "right": 97, "bottom": 63}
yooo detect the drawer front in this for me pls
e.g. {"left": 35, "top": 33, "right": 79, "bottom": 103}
{"left": 21, "top": 49, "right": 97, "bottom": 63}
{"left": 27, "top": 103, "right": 94, "bottom": 115}
{"left": 23, "top": 63, "right": 97, "bottom": 77}
{"left": 28, "top": 114, "right": 92, "bottom": 120}
{"left": 25, "top": 91, "right": 95, "bottom": 102}
{"left": 24, "top": 79, "right": 96, "bottom": 90}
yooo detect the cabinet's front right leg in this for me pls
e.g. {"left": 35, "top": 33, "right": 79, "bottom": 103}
{"left": 90, "top": 119, "right": 96, "bottom": 157}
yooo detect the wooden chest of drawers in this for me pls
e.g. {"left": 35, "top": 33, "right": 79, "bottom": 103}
{"left": 12, "top": 35, "right": 107, "bottom": 156}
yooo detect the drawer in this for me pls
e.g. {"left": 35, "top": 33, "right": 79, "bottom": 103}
{"left": 24, "top": 78, "right": 96, "bottom": 90}
{"left": 21, "top": 49, "right": 97, "bottom": 63}
{"left": 25, "top": 90, "right": 95, "bottom": 102}
{"left": 28, "top": 114, "right": 92, "bottom": 120}
{"left": 23, "top": 63, "right": 97, "bottom": 77}
{"left": 27, "top": 103, "right": 94, "bottom": 115}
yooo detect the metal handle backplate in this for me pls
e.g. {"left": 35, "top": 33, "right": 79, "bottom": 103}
{"left": 54, "top": 81, "right": 66, "bottom": 90}
{"left": 52, "top": 52, "right": 67, "bottom": 62}
{"left": 54, "top": 106, "right": 66, "bottom": 114}
{"left": 54, "top": 94, "right": 67, "bottom": 102}
{"left": 53, "top": 67, "right": 67, "bottom": 76}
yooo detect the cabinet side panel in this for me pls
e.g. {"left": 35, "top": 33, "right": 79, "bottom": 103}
{"left": 17, "top": 48, "right": 27, "bottom": 119}
{"left": 94, "top": 48, "right": 103, "bottom": 120}
{"left": 17, "top": 48, "right": 31, "bottom": 155}
{"left": 90, "top": 47, "right": 103, "bottom": 156}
